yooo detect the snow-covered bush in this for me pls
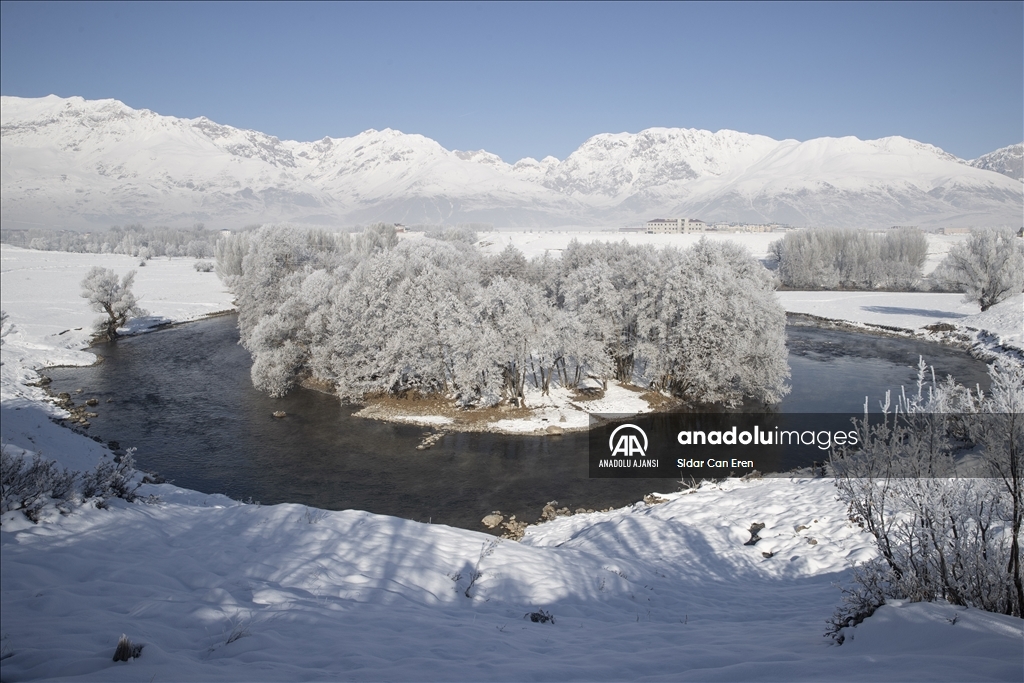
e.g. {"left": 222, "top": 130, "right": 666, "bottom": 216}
{"left": 193, "top": 260, "right": 215, "bottom": 272}
{"left": 831, "top": 359, "right": 1024, "bottom": 619}
{"left": 825, "top": 558, "right": 890, "bottom": 643}
{"left": 932, "top": 228, "right": 1024, "bottom": 310}
{"left": 1, "top": 448, "right": 76, "bottom": 521}
{"left": 772, "top": 227, "right": 927, "bottom": 290}
{"left": 1, "top": 446, "right": 151, "bottom": 522}
{"left": 80, "top": 448, "right": 142, "bottom": 504}
{"left": 80, "top": 266, "right": 147, "bottom": 340}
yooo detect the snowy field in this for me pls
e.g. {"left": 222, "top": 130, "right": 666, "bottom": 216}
{"left": 777, "top": 291, "right": 1024, "bottom": 354}
{"left": 1, "top": 244, "right": 1022, "bottom": 681}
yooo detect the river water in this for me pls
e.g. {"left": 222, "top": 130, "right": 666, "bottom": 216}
{"left": 45, "top": 315, "right": 991, "bottom": 530}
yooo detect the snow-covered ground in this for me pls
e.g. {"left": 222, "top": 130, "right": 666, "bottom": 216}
{"left": 2, "top": 245, "right": 1022, "bottom": 681}
{"left": 778, "top": 291, "right": 1023, "bottom": 355}
{"left": 4, "top": 479, "right": 1021, "bottom": 681}
{"left": 357, "top": 382, "right": 657, "bottom": 435}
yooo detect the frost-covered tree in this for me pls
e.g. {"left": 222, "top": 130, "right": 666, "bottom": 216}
{"left": 559, "top": 240, "right": 662, "bottom": 382}
{"left": 474, "top": 277, "right": 555, "bottom": 406}
{"left": 647, "top": 240, "right": 790, "bottom": 405}
{"left": 338, "top": 239, "right": 480, "bottom": 400}
{"left": 481, "top": 243, "right": 529, "bottom": 284}
{"left": 246, "top": 268, "right": 338, "bottom": 397}
{"left": 80, "top": 267, "right": 146, "bottom": 340}
{"left": 230, "top": 226, "right": 351, "bottom": 397}
{"left": 214, "top": 232, "right": 250, "bottom": 285}
{"left": 879, "top": 227, "right": 929, "bottom": 289}
{"left": 424, "top": 225, "right": 478, "bottom": 245}
{"left": 4, "top": 224, "right": 223, "bottom": 258}
{"left": 233, "top": 225, "right": 347, "bottom": 348}
{"left": 353, "top": 223, "right": 399, "bottom": 256}
{"left": 934, "top": 229, "right": 1024, "bottom": 310}
{"left": 327, "top": 248, "right": 415, "bottom": 400}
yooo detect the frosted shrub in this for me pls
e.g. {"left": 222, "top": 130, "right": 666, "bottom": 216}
{"left": 0, "top": 448, "right": 77, "bottom": 522}
{"left": 1, "top": 446, "right": 152, "bottom": 522}
{"left": 193, "top": 260, "right": 215, "bottom": 272}
{"left": 81, "top": 448, "right": 142, "bottom": 504}
{"left": 825, "top": 558, "right": 891, "bottom": 644}
{"left": 831, "top": 359, "right": 1024, "bottom": 621}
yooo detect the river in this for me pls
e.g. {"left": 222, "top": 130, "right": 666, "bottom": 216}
{"left": 45, "top": 315, "right": 992, "bottom": 530}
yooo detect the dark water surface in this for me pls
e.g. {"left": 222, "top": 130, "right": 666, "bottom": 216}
{"left": 46, "top": 316, "right": 992, "bottom": 530}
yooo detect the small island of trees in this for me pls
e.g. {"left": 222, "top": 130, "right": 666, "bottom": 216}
{"left": 217, "top": 225, "right": 792, "bottom": 409}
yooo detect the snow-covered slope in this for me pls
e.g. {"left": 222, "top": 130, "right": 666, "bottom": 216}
{"left": 970, "top": 143, "right": 1024, "bottom": 182}
{"left": 2, "top": 95, "right": 1021, "bottom": 229}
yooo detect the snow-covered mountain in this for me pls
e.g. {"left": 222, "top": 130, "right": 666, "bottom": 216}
{"left": 969, "top": 143, "right": 1023, "bottom": 182}
{"left": 2, "top": 95, "right": 1021, "bottom": 229}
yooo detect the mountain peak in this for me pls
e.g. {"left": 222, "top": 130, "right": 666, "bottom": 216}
{"left": 970, "top": 143, "right": 1024, "bottom": 182}
{"left": 1, "top": 95, "right": 1020, "bottom": 230}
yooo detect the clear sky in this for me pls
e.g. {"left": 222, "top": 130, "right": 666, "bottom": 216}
{"left": 1, "top": 1, "right": 1021, "bottom": 162}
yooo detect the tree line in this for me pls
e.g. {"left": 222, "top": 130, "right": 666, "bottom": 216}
{"left": 770, "top": 226, "right": 1024, "bottom": 308}
{"left": 217, "top": 224, "right": 791, "bottom": 408}
{"left": 770, "top": 226, "right": 929, "bottom": 290}
{"left": 2, "top": 224, "right": 220, "bottom": 259}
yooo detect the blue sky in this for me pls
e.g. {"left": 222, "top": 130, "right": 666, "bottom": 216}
{"left": 1, "top": 1, "right": 1021, "bottom": 161}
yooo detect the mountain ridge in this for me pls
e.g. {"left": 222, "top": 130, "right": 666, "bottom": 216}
{"left": 2, "top": 95, "right": 1020, "bottom": 229}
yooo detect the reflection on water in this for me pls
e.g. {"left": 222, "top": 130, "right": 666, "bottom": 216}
{"left": 46, "top": 315, "right": 992, "bottom": 530}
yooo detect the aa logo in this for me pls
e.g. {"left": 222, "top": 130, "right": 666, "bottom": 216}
{"left": 608, "top": 424, "right": 648, "bottom": 457}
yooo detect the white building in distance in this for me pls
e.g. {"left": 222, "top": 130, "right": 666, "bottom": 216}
{"left": 645, "top": 218, "right": 705, "bottom": 234}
